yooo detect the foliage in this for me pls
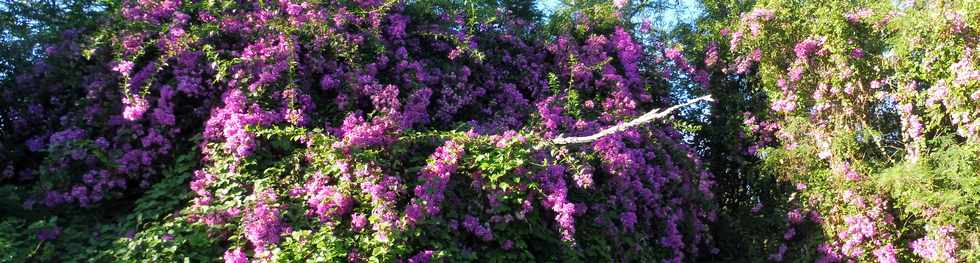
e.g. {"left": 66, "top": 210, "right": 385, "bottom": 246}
{"left": 1, "top": 0, "right": 715, "bottom": 262}
{"left": 679, "top": 0, "right": 980, "bottom": 261}
{"left": 3, "top": 0, "right": 979, "bottom": 262}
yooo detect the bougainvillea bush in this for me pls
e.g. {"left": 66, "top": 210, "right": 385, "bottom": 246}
{"left": 1, "top": 0, "right": 720, "bottom": 262}
{"left": 2, "top": 0, "right": 979, "bottom": 262}
{"left": 682, "top": 0, "right": 980, "bottom": 262}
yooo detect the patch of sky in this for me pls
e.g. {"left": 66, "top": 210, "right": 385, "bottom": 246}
{"left": 535, "top": 0, "right": 704, "bottom": 31}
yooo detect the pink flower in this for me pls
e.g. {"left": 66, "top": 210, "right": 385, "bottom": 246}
{"left": 112, "top": 60, "right": 135, "bottom": 76}
{"left": 705, "top": 42, "right": 719, "bottom": 66}
{"left": 224, "top": 248, "right": 248, "bottom": 263}
{"left": 794, "top": 37, "right": 825, "bottom": 60}
{"left": 122, "top": 96, "right": 149, "bottom": 121}
{"left": 613, "top": 0, "right": 628, "bottom": 9}
{"left": 911, "top": 225, "right": 958, "bottom": 262}
{"left": 787, "top": 209, "right": 804, "bottom": 224}
{"left": 730, "top": 31, "right": 743, "bottom": 51}
{"left": 351, "top": 213, "right": 368, "bottom": 231}
{"left": 874, "top": 244, "right": 898, "bottom": 263}
{"left": 845, "top": 8, "right": 873, "bottom": 23}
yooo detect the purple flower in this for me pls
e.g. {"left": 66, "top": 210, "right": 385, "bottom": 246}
{"left": 613, "top": 27, "right": 642, "bottom": 80}
{"left": 788, "top": 65, "right": 804, "bottom": 82}
{"left": 122, "top": 34, "right": 143, "bottom": 55}
{"left": 746, "top": 8, "right": 775, "bottom": 21}
{"left": 501, "top": 240, "right": 514, "bottom": 250}
{"left": 620, "top": 211, "right": 637, "bottom": 232}
{"left": 906, "top": 114, "right": 924, "bottom": 139}
{"left": 447, "top": 48, "right": 462, "bottom": 60}
{"left": 224, "top": 248, "right": 248, "bottom": 263}
{"left": 536, "top": 165, "right": 576, "bottom": 242}
{"left": 387, "top": 14, "right": 409, "bottom": 40}
{"left": 816, "top": 243, "right": 842, "bottom": 263}
{"left": 535, "top": 97, "right": 567, "bottom": 138}
{"left": 493, "top": 130, "right": 525, "bottom": 148}
{"left": 573, "top": 166, "right": 593, "bottom": 189}
{"left": 244, "top": 191, "right": 287, "bottom": 257}
{"left": 305, "top": 173, "right": 353, "bottom": 222}
{"left": 44, "top": 191, "right": 66, "bottom": 207}
{"left": 369, "top": 84, "right": 401, "bottom": 114}
{"left": 407, "top": 250, "right": 433, "bottom": 263}
{"left": 49, "top": 128, "right": 85, "bottom": 147}
{"left": 787, "top": 209, "right": 804, "bottom": 224}
{"left": 768, "top": 244, "right": 788, "bottom": 262}
{"left": 36, "top": 226, "right": 61, "bottom": 241}
{"left": 836, "top": 214, "right": 879, "bottom": 257}
{"left": 408, "top": 140, "right": 464, "bottom": 220}
{"left": 174, "top": 52, "right": 203, "bottom": 95}
{"left": 743, "top": 9, "right": 774, "bottom": 36}
{"left": 26, "top": 136, "right": 47, "bottom": 152}
{"left": 71, "top": 185, "right": 90, "bottom": 206}
{"left": 462, "top": 215, "right": 493, "bottom": 241}
{"left": 356, "top": 0, "right": 382, "bottom": 8}
{"left": 704, "top": 42, "right": 719, "bottom": 66}
{"left": 347, "top": 249, "right": 362, "bottom": 262}
{"left": 850, "top": 48, "right": 865, "bottom": 59}
{"left": 336, "top": 113, "right": 394, "bottom": 149}
{"left": 734, "top": 56, "right": 753, "bottom": 74}
{"left": 926, "top": 81, "right": 949, "bottom": 108}
{"left": 320, "top": 74, "right": 339, "bottom": 90}
{"left": 730, "top": 31, "right": 743, "bottom": 51}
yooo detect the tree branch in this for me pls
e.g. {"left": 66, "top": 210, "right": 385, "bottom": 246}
{"left": 550, "top": 95, "right": 713, "bottom": 145}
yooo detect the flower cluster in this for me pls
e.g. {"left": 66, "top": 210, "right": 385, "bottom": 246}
{"left": 244, "top": 191, "right": 288, "bottom": 258}
{"left": 910, "top": 225, "right": 958, "bottom": 262}
{"left": 536, "top": 165, "right": 577, "bottom": 242}
{"left": 303, "top": 172, "right": 353, "bottom": 222}
{"left": 2, "top": 1, "right": 719, "bottom": 262}
{"left": 407, "top": 140, "right": 465, "bottom": 223}
{"left": 793, "top": 37, "right": 826, "bottom": 60}
{"left": 719, "top": 1, "right": 979, "bottom": 261}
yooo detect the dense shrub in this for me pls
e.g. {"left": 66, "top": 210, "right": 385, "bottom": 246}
{"left": 3, "top": 0, "right": 979, "bottom": 262}
{"left": 1, "top": 0, "right": 716, "bottom": 262}
{"left": 683, "top": 0, "right": 980, "bottom": 261}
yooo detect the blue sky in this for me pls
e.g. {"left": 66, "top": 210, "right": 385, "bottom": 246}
{"left": 534, "top": 0, "right": 703, "bottom": 30}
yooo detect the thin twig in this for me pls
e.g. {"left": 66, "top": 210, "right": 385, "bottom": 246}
{"left": 27, "top": 240, "right": 45, "bottom": 260}
{"left": 550, "top": 95, "right": 713, "bottom": 145}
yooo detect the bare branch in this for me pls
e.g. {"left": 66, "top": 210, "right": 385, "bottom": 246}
{"left": 550, "top": 95, "right": 713, "bottom": 145}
